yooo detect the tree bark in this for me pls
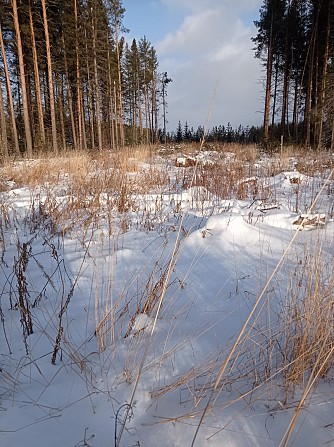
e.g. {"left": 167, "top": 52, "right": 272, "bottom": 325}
{"left": 0, "top": 21, "right": 20, "bottom": 155}
{"left": 107, "top": 45, "right": 115, "bottom": 149}
{"left": 12, "top": 0, "right": 33, "bottom": 156}
{"left": 114, "top": 18, "right": 124, "bottom": 146}
{"left": 28, "top": 0, "right": 45, "bottom": 148}
{"left": 62, "top": 34, "right": 77, "bottom": 150}
{"left": 0, "top": 83, "right": 8, "bottom": 161}
{"left": 263, "top": 10, "right": 274, "bottom": 140}
{"left": 113, "top": 81, "right": 119, "bottom": 148}
{"left": 56, "top": 75, "right": 66, "bottom": 150}
{"left": 74, "top": 0, "right": 86, "bottom": 151}
{"left": 41, "top": 0, "right": 58, "bottom": 153}
{"left": 316, "top": 2, "right": 330, "bottom": 149}
{"left": 91, "top": 7, "right": 102, "bottom": 151}
{"left": 85, "top": 32, "right": 95, "bottom": 150}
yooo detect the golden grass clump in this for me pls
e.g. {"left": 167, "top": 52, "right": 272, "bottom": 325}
{"left": 282, "top": 245, "right": 334, "bottom": 389}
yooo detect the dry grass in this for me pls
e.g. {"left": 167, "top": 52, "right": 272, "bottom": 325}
{"left": 281, "top": 243, "right": 334, "bottom": 390}
{"left": 1, "top": 143, "right": 334, "bottom": 444}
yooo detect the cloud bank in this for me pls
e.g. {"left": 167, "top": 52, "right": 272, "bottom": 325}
{"left": 156, "top": 0, "right": 264, "bottom": 132}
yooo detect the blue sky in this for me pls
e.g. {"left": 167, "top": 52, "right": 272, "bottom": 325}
{"left": 123, "top": 0, "right": 264, "bottom": 133}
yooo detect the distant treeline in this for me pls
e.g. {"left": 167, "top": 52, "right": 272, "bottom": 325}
{"left": 161, "top": 121, "right": 262, "bottom": 145}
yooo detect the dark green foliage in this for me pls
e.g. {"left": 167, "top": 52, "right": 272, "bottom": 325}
{"left": 167, "top": 122, "right": 260, "bottom": 145}
{"left": 253, "top": 0, "right": 334, "bottom": 148}
{"left": 0, "top": 0, "right": 163, "bottom": 154}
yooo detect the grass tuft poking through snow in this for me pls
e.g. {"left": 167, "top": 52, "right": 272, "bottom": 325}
{"left": 0, "top": 144, "right": 333, "bottom": 446}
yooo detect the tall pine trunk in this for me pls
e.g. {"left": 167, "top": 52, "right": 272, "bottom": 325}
{"left": 0, "top": 22, "right": 20, "bottom": 155}
{"left": 144, "top": 84, "right": 151, "bottom": 144}
{"left": 107, "top": 45, "right": 115, "bottom": 149}
{"left": 56, "top": 75, "right": 66, "bottom": 150}
{"left": 74, "top": 0, "right": 86, "bottom": 151}
{"left": 316, "top": 2, "right": 330, "bottom": 149}
{"left": 62, "top": 34, "right": 77, "bottom": 149}
{"left": 0, "top": 83, "right": 8, "bottom": 161}
{"left": 12, "top": 0, "right": 33, "bottom": 156}
{"left": 305, "top": 29, "right": 316, "bottom": 148}
{"left": 85, "top": 42, "right": 96, "bottom": 150}
{"left": 113, "top": 81, "right": 119, "bottom": 148}
{"left": 28, "top": 0, "right": 45, "bottom": 148}
{"left": 115, "top": 20, "right": 124, "bottom": 146}
{"left": 41, "top": 0, "right": 58, "bottom": 153}
{"left": 263, "top": 11, "right": 274, "bottom": 140}
{"left": 271, "top": 59, "right": 279, "bottom": 128}
{"left": 91, "top": 7, "right": 102, "bottom": 151}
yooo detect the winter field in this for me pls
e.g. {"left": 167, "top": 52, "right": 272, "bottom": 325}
{"left": 0, "top": 143, "right": 333, "bottom": 446}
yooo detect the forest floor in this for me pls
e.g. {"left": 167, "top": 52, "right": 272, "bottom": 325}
{"left": 0, "top": 143, "right": 333, "bottom": 446}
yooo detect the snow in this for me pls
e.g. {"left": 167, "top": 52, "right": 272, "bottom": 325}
{"left": 0, "top": 148, "right": 333, "bottom": 446}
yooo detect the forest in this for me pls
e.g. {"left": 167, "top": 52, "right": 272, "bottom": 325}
{"left": 0, "top": 0, "right": 333, "bottom": 158}
{"left": 252, "top": 0, "right": 334, "bottom": 149}
{"left": 0, "top": 0, "right": 164, "bottom": 158}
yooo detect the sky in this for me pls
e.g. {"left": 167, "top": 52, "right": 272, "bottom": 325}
{"left": 123, "top": 0, "right": 264, "bottom": 133}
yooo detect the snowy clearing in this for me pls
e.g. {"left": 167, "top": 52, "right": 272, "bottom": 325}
{"left": 0, "top": 145, "right": 333, "bottom": 446}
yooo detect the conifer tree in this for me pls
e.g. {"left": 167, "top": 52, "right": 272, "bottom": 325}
{"left": 0, "top": 20, "right": 20, "bottom": 155}
{"left": 41, "top": 0, "right": 58, "bottom": 153}
{"left": 0, "top": 79, "right": 8, "bottom": 160}
{"left": 12, "top": 0, "right": 33, "bottom": 156}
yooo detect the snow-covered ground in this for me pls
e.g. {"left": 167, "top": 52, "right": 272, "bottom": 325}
{"left": 0, "top": 147, "right": 333, "bottom": 446}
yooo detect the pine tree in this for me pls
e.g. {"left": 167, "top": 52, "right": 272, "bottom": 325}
{"left": 0, "top": 20, "right": 20, "bottom": 155}
{"left": 253, "top": 0, "right": 287, "bottom": 140}
{"left": 0, "top": 79, "right": 8, "bottom": 160}
{"left": 28, "top": 0, "right": 45, "bottom": 148}
{"left": 12, "top": 0, "right": 33, "bottom": 156}
{"left": 176, "top": 120, "right": 183, "bottom": 143}
{"left": 41, "top": 0, "right": 58, "bottom": 153}
{"left": 161, "top": 72, "right": 172, "bottom": 145}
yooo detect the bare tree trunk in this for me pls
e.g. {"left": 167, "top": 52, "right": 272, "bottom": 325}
{"left": 41, "top": 0, "right": 58, "bottom": 154}
{"left": 271, "top": 59, "right": 279, "bottom": 128}
{"left": 0, "top": 22, "right": 20, "bottom": 155}
{"left": 110, "top": 95, "right": 115, "bottom": 149}
{"left": 138, "top": 81, "right": 143, "bottom": 142}
{"left": 293, "top": 78, "right": 299, "bottom": 140}
{"left": 62, "top": 34, "right": 77, "bottom": 150}
{"left": 0, "top": 83, "right": 8, "bottom": 161}
{"left": 12, "top": 0, "right": 33, "bottom": 156}
{"left": 317, "top": 5, "right": 330, "bottom": 149}
{"left": 263, "top": 12, "right": 273, "bottom": 140}
{"left": 113, "top": 81, "right": 119, "bottom": 148}
{"left": 107, "top": 45, "right": 115, "bottom": 149}
{"left": 86, "top": 56, "right": 95, "bottom": 150}
{"left": 91, "top": 7, "right": 102, "bottom": 151}
{"left": 83, "top": 28, "right": 95, "bottom": 150}
{"left": 74, "top": 0, "right": 87, "bottom": 151}
{"left": 305, "top": 19, "right": 317, "bottom": 148}
{"left": 115, "top": 20, "right": 124, "bottom": 146}
{"left": 154, "top": 85, "right": 158, "bottom": 143}
{"left": 28, "top": 0, "right": 45, "bottom": 148}
{"left": 144, "top": 84, "right": 151, "bottom": 144}
{"left": 56, "top": 75, "right": 66, "bottom": 150}
{"left": 151, "top": 75, "right": 158, "bottom": 143}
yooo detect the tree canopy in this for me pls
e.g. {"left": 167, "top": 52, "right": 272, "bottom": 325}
{"left": 252, "top": 0, "right": 334, "bottom": 149}
{"left": 0, "top": 0, "right": 170, "bottom": 157}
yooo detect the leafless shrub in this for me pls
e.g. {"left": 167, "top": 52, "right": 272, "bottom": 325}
{"left": 14, "top": 240, "right": 33, "bottom": 353}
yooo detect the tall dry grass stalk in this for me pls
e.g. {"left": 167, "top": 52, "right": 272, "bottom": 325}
{"left": 282, "top": 243, "right": 334, "bottom": 390}
{"left": 1, "top": 143, "right": 334, "bottom": 444}
{"left": 190, "top": 165, "right": 334, "bottom": 446}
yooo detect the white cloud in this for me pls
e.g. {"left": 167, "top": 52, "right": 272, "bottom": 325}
{"left": 157, "top": 9, "right": 217, "bottom": 55}
{"left": 155, "top": 0, "right": 264, "bottom": 131}
{"left": 210, "top": 43, "right": 243, "bottom": 62}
